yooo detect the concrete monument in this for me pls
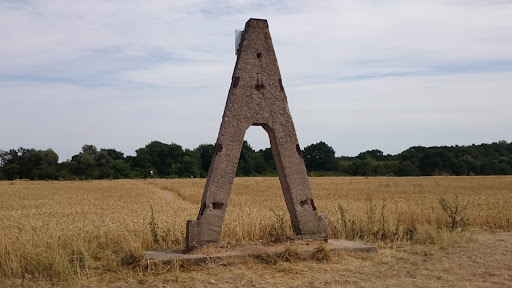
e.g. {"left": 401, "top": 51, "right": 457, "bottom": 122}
{"left": 186, "top": 18, "right": 328, "bottom": 250}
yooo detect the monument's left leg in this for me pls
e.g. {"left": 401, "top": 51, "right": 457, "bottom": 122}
{"left": 186, "top": 123, "right": 248, "bottom": 250}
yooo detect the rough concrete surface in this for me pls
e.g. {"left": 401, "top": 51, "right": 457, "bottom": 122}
{"left": 146, "top": 240, "right": 378, "bottom": 265}
{"left": 186, "top": 18, "right": 328, "bottom": 250}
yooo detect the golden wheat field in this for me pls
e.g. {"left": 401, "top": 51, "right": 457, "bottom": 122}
{"left": 1, "top": 176, "right": 512, "bottom": 287}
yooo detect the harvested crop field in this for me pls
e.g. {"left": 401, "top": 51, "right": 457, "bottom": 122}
{"left": 1, "top": 176, "right": 511, "bottom": 287}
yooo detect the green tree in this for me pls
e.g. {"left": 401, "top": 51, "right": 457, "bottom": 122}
{"left": 0, "top": 148, "right": 59, "bottom": 180}
{"left": 0, "top": 149, "right": 21, "bottom": 180}
{"left": 419, "top": 149, "right": 456, "bottom": 175}
{"left": 112, "top": 160, "right": 133, "bottom": 179}
{"left": 81, "top": 144, "right": 98, "bottom": 157}
{"left": 195, "top": 143, "right": 215, "bottom": 176}
{"left": 357, "top": 149, "right": 387, "bottom": 161}
{"left": 4, "top": 163, "right": 21, "bottom": 180}
{"left": 71, "top": 152, "right": 96, "bottom": 179}
{"left": 134, "top": 141, "right": 185, "bottom": 177}
{"left": 30, "top": 149, "right": 59, "bottom": 180}
{"left": 395, "top": 160, "right": 421, "bottom": 176}
{"left": 350, "top": 157, "right": 376, "bottom": 176}
{"left": 373, "top": 161, "right": 399, "bottom": 176}
{"left": 303, "top": 141, "right": 338, "bottom": 172}
{"left": 177, "top": 150, "right": 201, "bottom": 178}
{"left": 237, "top": 141, "right": 257, "bottom": 176}
{"left": 259, "top": 147, "right": 276, "bottom": 174}
{"left": 94, "top": 149, "right": 115, "bottom": 179}
{"left": 455, "top": 155, "right": 478, "bottom": 176}
{"left": 132, "top": 148, "right": 153, "bottom": 177}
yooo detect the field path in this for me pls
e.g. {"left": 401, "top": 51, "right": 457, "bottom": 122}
{"left": 159, "top": 188, "right": 174, "bottom": 202}
{"left": 142, "top": 180, "right": 202, "bottom": 206}
{"left": 139, "top": 181, "right": 177, "bottom": 202}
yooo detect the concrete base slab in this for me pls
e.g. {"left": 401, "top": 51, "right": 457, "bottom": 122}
{"left": 145, "top": 239, "right": 377, "bottom": 265}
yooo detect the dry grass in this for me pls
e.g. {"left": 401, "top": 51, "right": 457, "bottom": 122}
{"left": 0, "top": 180, "right": 196, "bottom": 282}
{"left": 1, "top": 176, "right": 512, "bottom": 286}
{"left": 148, "top": 176, "right": 512, "bottom": 243}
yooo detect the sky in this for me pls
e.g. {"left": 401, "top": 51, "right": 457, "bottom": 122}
{"left": 1, "top": 0, "right": 512, "bottom": 161}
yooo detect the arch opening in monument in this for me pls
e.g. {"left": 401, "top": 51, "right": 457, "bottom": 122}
{"left": 253, "top": 122, "right": 304, "bottom": 234}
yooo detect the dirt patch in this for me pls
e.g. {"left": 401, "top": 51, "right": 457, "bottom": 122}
{"left": 141, "top": 231, "right": 512, "bottom": 288}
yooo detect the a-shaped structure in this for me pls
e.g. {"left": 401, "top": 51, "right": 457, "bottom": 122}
{"left": 186, "top": 18, "right": 328, "bottom": 250}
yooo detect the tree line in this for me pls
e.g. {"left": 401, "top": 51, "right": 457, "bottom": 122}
{"left": 1, "top": 140, "right": 511, "bottom": 180}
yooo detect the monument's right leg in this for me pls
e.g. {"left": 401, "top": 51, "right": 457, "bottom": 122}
{"left": 263, "top": 123, "right": 328, "bottom": 240}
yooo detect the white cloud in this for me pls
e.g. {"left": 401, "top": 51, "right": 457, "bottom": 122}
{"left": 289, "top": 71, "right": 512, "bottom": 155}
{"left": 1, "top": 0, "right": 512, "bottom": 159}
